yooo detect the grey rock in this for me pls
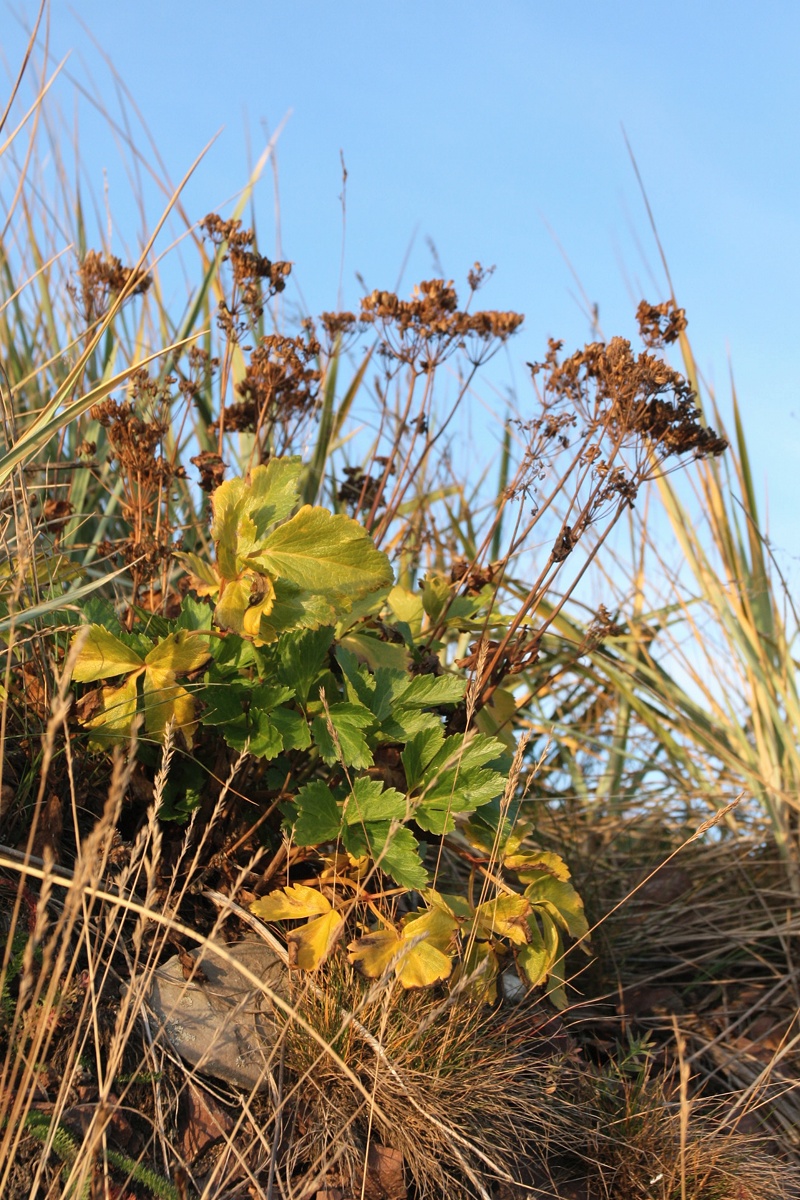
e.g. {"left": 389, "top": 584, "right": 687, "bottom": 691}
{"left": 145, "top": 937, "right": 288, "bottom": 1092}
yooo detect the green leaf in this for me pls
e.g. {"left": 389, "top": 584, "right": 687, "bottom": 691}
{"left": 276, "top": 626, "right": 334, "bottom": 704}
{"left": 294, "top": 782, "right": 342, "bottom": 845}
{"left": 343, "top": 777, "right": 406, "bottom": 825}
{"left": 72, "top": 626, "right": 145, "bottom": 682}
{"left": 517, "top": 921, "right": 550, "bottom": 990}
{"left": 311, "top": 701, "right": 374, "bottom": 768}
{"left": 402, "top": 727, "right": 445, "bottom": 790}
{"left": 82, "top": 597, "right": 122, "bottom": 636}
{"left": 375, "top": 826, "right": 428, "bottom": 889}
{"left": 269, "top": 706, "right": 311, "bottom": 751}
{"left": 338, "top": 632, "right": 409, "bottom": 673}
{"left": 176, "top": 594, "right": 214, "bottom": 632}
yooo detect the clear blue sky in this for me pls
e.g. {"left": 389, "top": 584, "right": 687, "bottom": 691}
{"left": 4, "top": 1, "right": 800, "bottom": 573}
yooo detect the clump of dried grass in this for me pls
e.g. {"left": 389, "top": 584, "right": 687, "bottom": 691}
{"left": 536, "top": 795, "right": 800, "bottom": 1184}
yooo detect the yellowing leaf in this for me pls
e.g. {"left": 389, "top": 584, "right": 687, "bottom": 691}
{"left": 349, "top": 928, "right": 453, "bottom": 989}
{"left": 395, "top": 938, "right": 453, "bottom": 989}
{"left": 401, "top": 905, "right": 460, "bottom": 953}
{"left": 254, "top": 505, "right": 393, "bottom": 599}
{"left": 347, "top": 928, "right": 404, "bottom": 977}
{"left": 142, "top": 669, "right": 198, "bottom": 742}
{"left": 455, "top": 939, "right": 500, "bottom": 1003}
{"left": 506, "top": 850, "right": 572, "bottom": 882}
{"left": 525, "top": 875, "right": 589, "bottom": 940}
{"left": 72, "top": 626, "right": 144, "bottom": 683}
{"left": 471, "top": 894, "right": 532, "bottom": 945}
{"left": 175, "top": 551, "right": 220, "bottom": 597}
{"left": 387, "top": 584, "right": 424, "bottom": 633}
{"left": 422, "top": 888, "right": 473, "bottom": 921}
{"left": 214, "top": 573, "right": 276, "bottom": 638}
{"left": 288, "top": 910, "right": 344, "bottom": 970}
{"left": 85, "top": 672, "right": 142, "bottom": 740}
{"left": 144, "top": 630, "right": 211, "bottom": 674}
{"left": 250, "top": 884, "right": 333, "bottom": 922}
{"left": 517, "top": 922, "right": 551, "bottom": 989}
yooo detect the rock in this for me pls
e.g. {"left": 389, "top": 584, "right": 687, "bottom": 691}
{"left": 145, "top": 936, "right": 288, "bottom": 1091}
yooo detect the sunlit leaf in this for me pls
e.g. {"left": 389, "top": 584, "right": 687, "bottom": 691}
{"left": 506, "top": 850, "right": 572, "bottom": 882}
{"left": 250, "top": 883, "right": 332, "bottom": 922}
{"left": 401, "top": 904, "right": 459, "bottom": 953}
{"left": 347, "top": 928, "right": 404, "bottom": 977}
{"left": 471, "top": 894, "right": 532, "bottom": 945}
{"left": 85, "top": 672, "right": 142, "bottom": 740}
{"left": 254, "top": 505, "right": 393, "bottom": 601}
{"left": 288, "top": 910, "right": 344, "bottom": 970}
{"left": 72, "top": 626, "right": 145, "bottom": 683}
{"left": 214, "top": 572, "right": 276, "bottom": 637}
{"left": 311, "top": 702, "right": 374, "bottom": 768}
{"left": 347, "top": 926, "right": 453, "bottom": 989}
{"left": 144, "top": 630, "right": 211, "bottom": 675}
{"left": 525, "top": 875, "right": 589, "bottom": 940}
{"left": 175, "top": 551, "right": 220, "bottom": 597}
{"left": 143, "top": 668, "right": 198, "bottom": 741}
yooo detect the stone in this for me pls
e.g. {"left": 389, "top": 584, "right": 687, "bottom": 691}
{"left": 145, "top": 936, "right": 288, "bottom": 1092}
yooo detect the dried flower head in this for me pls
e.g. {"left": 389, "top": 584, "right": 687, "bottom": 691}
{"left": 359, "top": 272, "right": 523, "bottom": 368}
{"left": 70, "top": 250, "right": 151, "bottom": 323}
{"left": 636, "top": 298, "right": 687, "bottom": 348}
{"left": 201, "top": 213, "right": 291, "bottom": 331}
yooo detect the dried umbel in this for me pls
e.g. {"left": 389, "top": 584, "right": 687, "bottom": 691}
{"left": 69, "top": 249, "right": 151, "bottom": 323}
{"left": 214, "top": 330, "right": 322, "bottom": 457}
{"left": 529, "top": 332, "right": 727, "bottom": 483}
{"left": 90, "top": 372, "right": 185, "bottom": 608}
{"left": 201, "top": 213, "right": 290, "bottom": 332}
{"left": 360, "top": 271, "right": 524, "bottom": 368}
{"left": 636, "top": 297, "right": 687, "bottom": 347}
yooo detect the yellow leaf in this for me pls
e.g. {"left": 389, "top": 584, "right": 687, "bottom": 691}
{"left": 145, "top": 630, "right": 211, "bottom": 675}
{"left": 422, "top": 888, "right": 473, "bottom": 921}
{"left": 348, "top": 928, "right": 404, "bottom": 978}
{"left": 250, "top": 884, "right": 332, "bottom": 922}
{"left": 471, "top": 895, "right": 532, "bottom": 945}
{"left": 174, "top": 551, "right": 220, "bottom": 597}
{"left": 506, "top": 850, "right": 572, "bottom": 882}
{"left": 349, "top": 916, "right": 456, "bottom": 989}
{"left": 395, "top": 938, "right": 453, "bottom": 989}
{"left": 85, "top": 671, "right": 142, "bottom": 740}
{"left": 401, "top": 905, "right": 459, "bottom": 953}
{"left": 288, "top": 910, "right": 344, "bottom": 970}
{"left": 72, "top": 626, "right": 144, "bottom": 683}
{"left": 214, "top": 573, "right": 275, "bottom": 638}
{"left": 142, "top": 668, "right": 198, "bottom": 744}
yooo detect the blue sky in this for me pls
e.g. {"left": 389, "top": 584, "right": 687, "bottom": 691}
{"left": 4, "top": 1, "right": 800, "bottom": 572}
